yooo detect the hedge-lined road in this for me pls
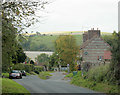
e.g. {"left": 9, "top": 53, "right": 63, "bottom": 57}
{"left": 13, "top": 72, "right": 99, "bottom": 93}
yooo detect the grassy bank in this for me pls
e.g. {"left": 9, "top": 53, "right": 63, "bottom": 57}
{"left": 66, "top": 71, "right": 118, "bottom": 93}
{"left": 38, "top": 71, "right": 53, "bottom": 80}
{"left": 2, "top": 78, "right": 30, "bottom": 94}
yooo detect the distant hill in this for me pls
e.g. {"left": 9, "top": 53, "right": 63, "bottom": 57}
{"left": 21, "top": 31, "right": 112, "bottom": 51}
{"left": 21, "top": 34, "right": 83, "bottom": 51}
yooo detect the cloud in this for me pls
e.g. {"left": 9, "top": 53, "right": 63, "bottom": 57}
{"left": 24, "top": 0, "right": 119, "bottom": 33}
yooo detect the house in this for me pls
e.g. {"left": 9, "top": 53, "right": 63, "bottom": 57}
{"left": 80, "top": 28, "right": 111, "bottom": 65}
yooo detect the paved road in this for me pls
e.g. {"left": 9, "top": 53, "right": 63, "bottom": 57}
{"left": 13, "top": 72, "right": 100, "bottom": 93}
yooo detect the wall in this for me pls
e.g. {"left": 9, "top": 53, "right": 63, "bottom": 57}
{"left": 82, "top": 37, "right": 110, "bottom": 64}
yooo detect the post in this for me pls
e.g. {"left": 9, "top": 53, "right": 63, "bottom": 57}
{"left": 67, "top": 64, "right": 69, "bottom": 73}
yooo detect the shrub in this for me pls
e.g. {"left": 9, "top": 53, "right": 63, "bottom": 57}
{"left": 24, "top": 64, "right": 34, "bottom": 73}
{"left": 2, "top": 73, "right": 9, "bottom": 78}
{"left": 34, "top": 66, "right": 43, "bottom": 72}
{"left": 65, "top": 73, "right": 73, "bottom": 78}
{"left": 87, "top": 64, "right": 110, "bottom": 82}
{"left": 12, "top": 63, "right": 25, "bottom": 70}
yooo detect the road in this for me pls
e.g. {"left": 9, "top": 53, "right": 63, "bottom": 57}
{"left": 13, "top": 72, "right": 100, "bottom": 93}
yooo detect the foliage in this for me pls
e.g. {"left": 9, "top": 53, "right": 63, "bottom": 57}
{"left": 34, "top": 66, "right": 44, "bottom": 72}
{"left": 12, "top": 63, "right": 25, "bottom": 70}
{"left": 21, "top": 35, "right": 83, "bottom": 51}
{"left": 2, "top": 0, "right": 49, "bottom": 32}
{"left": 70, "top": 71, "right": 118, "bottom": 93}
{"left": 24, "top": 64, "right": 34, "bottom": 73}
{"left": 55, "top": 35, "right": 79, "bottom": 71}
{"left": 36, "top": 53, "right": 49, "bottom": 65}
{"left": 107, "top": 31, "right": 120, "bottom": 85}
{"left": 2, "top": 17, "right": 20, "bottom": 72}
{"left": 2, "top": 78, "right": 30, "bottom": 93}
{"left": 13, "top": 45, "right": 27, "bottom": 64}
{"left": 49, "top": 52, "right": 59, "bottom": 69}
{"left": 38, "top": 72, "right": 52, "bottom": 80}
{"left": 29, "top": 71, "right": 38, "bottom": 75}
{"left": 65, "top": 73, "right": 73, "bottom": 78}
{"left": 2, "top": 0, "right": 49, "bottom": 72}
{"left": 2, "top": 73, "right": 9, "bottom": 78}
{"left": 87, "top": 64, "right": 110, "bottom": 83}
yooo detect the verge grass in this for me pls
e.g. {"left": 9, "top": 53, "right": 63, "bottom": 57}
{"left": 38, "top": 71, "right": 52, "bottom": 80}
{"left": 69, "top": 69, "right": 118, "bottom": 93}
{"left": 2, "top": 78, "right": 30, "bottom": 94}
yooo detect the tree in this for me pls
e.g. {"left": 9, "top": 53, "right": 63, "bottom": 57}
{"left": 108, "top": 31, "right": 120, "bottom": 85}
{"left": 2, "top": 0, "right": 50, "bottom": 72}
{"left": 2, "top": 0, "right": 49, "bottom": 32}
{"left": 36, "top": 53, "right": 49, "bottom": 65}
{"left": 2, "top": 17, "right": 18, "bottom": 72}
{"left": 49, "top": 53, "right": 59, "bottom": 69}
{"left": 12, "top": 44, "right": 27, "bottom": 64}
{"left": 55, "top": 35, "right": 79, "bottom": 72}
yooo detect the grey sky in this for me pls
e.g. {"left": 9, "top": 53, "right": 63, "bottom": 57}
{"left": 24, "top": 0, "right": 119, "bottom": 33}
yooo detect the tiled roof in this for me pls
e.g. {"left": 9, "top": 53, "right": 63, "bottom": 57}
{"left": 80, "top": 35, "right": 111, "bottom": 50}
{"left": 80, "top": 35, "right": 98, "bottom": 49}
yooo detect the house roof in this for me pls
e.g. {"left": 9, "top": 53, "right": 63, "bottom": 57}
{"left": 80, "top": 35, "right": 111, "bottom": 50}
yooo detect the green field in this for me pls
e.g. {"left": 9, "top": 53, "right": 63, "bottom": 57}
{"left": 21, "top": 35, "right": 83, "bottom": 51}
{"left": 2, "top": 78, "right": 30, "bottom": 94}
{"left": 21, "top": 31, "right": 112, "bottom": 51}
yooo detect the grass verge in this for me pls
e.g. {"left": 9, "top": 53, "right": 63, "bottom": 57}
{"left": 38, "top": 72, "right": 52, "bottom": 80}
{"left": 2, "top": 73, "right": 9, "bottom": 78}
{"left": 69, "top": 71, "right": 118, "bottom": 93}
{"left": 2, "top": 78, "right": 30, "bottom": 94}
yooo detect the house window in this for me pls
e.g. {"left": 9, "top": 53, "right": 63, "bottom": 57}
{"left": 84, "top": 52, "right": 88, "bottom": 55}
{"left": 98, "top": 56, "right": 103, "bottom": 61}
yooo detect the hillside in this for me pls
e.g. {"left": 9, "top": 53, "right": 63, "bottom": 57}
{"left": 21, "top": 31, "right": 112, "bottom": 51}
{"left": 21, "top": 35, "right": 83, "bottom": 51}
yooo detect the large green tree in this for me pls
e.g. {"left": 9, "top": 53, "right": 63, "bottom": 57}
{"left": 2, "top": 0, "right": 49, "bottom": 32}
{"left": 55, "top": 35, "right": 79, "bottom": 71}
{"left": 108, "top": 31, "right": 120, "bottom": 85}
{"left": 36, "top": 53, "right": 49, "bottom": 65}
{"left": 2, "top": 0, "right": 49, "bottom": 72}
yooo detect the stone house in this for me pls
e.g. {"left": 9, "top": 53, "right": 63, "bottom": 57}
{"left": 80, "top": 28, "right": 111, "bottom": 65}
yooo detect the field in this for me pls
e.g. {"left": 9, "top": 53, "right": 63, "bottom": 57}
{"left": 21, "top": 31, "right": 112, "bottom": 51}
{"left": 21, "top": 35, "right": 83, "bottom": 51}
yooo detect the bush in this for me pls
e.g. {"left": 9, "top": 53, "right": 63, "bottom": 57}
{"left": 65, "top": 73, "right": 73, "bottom": 78}
{"left": 34, "top": 66, "right": 43, "bottom": 72}
{"left": 30, "top": 71, "right": 37, "bottom": 75}
{"left": 2, "top": 73, "right": 9, "bottom": 78}
{"left": 38, "top": 72, "right": 52, "bottom": 80}
{"left": 13, "top": 63, "right": 25, "bottom": 70}
{"left": 24, "top": 64, "right": 34, "bottom": 73}
{"left": 87, "top": 64, "right": 110, "bottom": 82}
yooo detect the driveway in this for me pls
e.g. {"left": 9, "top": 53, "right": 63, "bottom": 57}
{"left": 13, "top": 72, "right": 102, "bottom": 93}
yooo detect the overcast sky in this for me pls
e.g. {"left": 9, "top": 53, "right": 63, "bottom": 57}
{"left": 24, "top": 0, "right": 119, "bottom": 33}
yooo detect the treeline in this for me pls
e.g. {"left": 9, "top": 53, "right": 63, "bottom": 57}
{"left": 21, "top": 35, "right": 56, "bottom": 51}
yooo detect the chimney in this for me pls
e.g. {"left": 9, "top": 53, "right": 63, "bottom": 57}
{"left": 88, "top": 29, "right": 101, "bottom": 39}
{"left": 83, "top": 32, "right": 88, "bottom": 42}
